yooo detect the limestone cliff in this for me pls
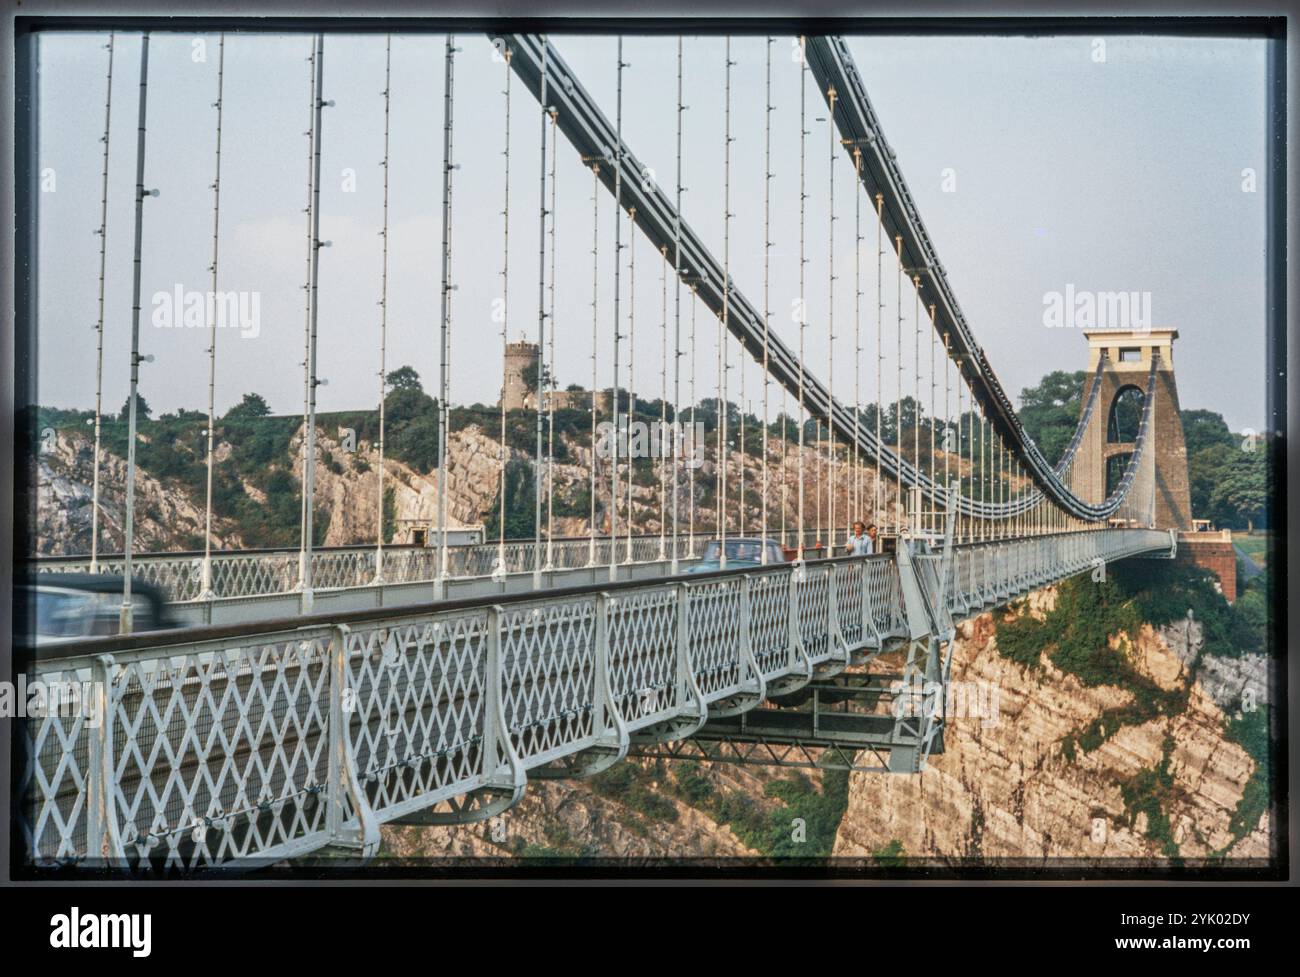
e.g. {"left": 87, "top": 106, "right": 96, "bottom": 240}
{"left": 832, "top": 590, "right": 1270, "bottom": 864}
{"left": 28, "top": 430, "right": 244, "bottom": 556}
{"left": 32, "top": 420, "right": 896, "bottom": 555}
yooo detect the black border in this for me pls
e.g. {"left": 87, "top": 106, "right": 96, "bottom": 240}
{"left": 1, "top": 2, "right": 1292, "bottom": 887}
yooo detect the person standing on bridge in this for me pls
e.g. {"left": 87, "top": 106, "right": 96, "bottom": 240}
{"left": 846, "top": 520, "right": 874, "bottom": 556}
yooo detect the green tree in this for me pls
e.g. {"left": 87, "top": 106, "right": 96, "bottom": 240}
{"left": 118, "top": 392, "right": 151, "bottom": 422}
{"left": 1181, "top": 408, "right": 1236, "bottom": 456}
{"left": 520, "top": 358, "right": 553, "bottom": 397}
{"left": 386, "top": 365, "right": 423, "bottom": 393}
{"left": 484, "top": 457, "right": 536, "bottom": 540}
{"left": 1017, "top": 370, "right": 1086, "bottom": 466}
{"left": 1210, "top": 448, "right": 1269, "bottom": 531}
{"left": 224, "top": 392, "right": 271, "bottom": 420}
{"left": 1187, "top": 443, "right": 1234, "bottom": 522}
{"left": 388, "top": 413, "right": 440, "bottom": 472}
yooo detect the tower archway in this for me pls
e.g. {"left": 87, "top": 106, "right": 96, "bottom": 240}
{"left": 1070, "top": 329, "right": 1192, "bottom": 530}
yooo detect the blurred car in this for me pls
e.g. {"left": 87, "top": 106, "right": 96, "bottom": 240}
{"left": 687, "top": 537, "right": 786, "bottom": 573}
{"left": 15, "top": 573, "right": 178, "bottom": 645}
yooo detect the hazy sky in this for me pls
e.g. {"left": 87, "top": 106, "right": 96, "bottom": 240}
{"left": 33, "top": 30, "right": 1270, "bottom": 432}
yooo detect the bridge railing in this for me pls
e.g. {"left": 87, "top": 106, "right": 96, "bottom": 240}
{"left": 19, "top": 549, "right": 893, "bottom": 869}
{"left": 22, "top": 530, "right": 831, "bottom": 604}
{"left": 18, "top": 528, "right": 1172, "bottom": 870}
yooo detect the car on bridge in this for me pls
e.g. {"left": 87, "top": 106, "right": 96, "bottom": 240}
{"left": 15, "top": 573, "right": 178, "bottom": 646}
{"left": 687, "top": 537, "right": 787, "bottom": 573}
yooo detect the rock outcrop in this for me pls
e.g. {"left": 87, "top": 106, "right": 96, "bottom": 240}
{"left": 832, "top": 592, "right": 1270, "bottom": 863}
{"left": 29, "top": 430, "right": 242, "bottom": 555}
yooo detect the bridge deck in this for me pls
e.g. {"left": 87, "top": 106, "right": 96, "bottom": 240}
{"left": 18, "top": 529, "right": 1173, "bottom": 871}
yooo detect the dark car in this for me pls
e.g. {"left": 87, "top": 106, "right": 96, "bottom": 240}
{"left": 687, "top": 537, "right": 786, "bottom": 573}
{"left": 15, "top": 573, "right": 178, "bottom": 645}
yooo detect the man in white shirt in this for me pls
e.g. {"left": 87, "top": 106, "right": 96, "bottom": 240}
{"left": 846, "top": 521, "right": 873, "bottom": 556}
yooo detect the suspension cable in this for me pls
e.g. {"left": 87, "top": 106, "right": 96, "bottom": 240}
{"left": 761, "top": 36, "right": 773, "bottom": 561}
{"left": 928, "top": 303, "right": 936, "bottom": 535}
{"left": 495, "top": 43, "right": 512, "bottom": 578}
{"left": 200, "top": 32, "right": 225, "bottom": 598}
{"left": 625, "top": 204, "right": 636, "bottom": 564}
{"left": 689, "top": 283, "right": 698, "bottom": 553}
{"left": 436, "top": 34, "right": 457, "bottom": 591}
{"left": 894, "top": 234, "right": 902, "bottom": 534}
{"left": 298, "top": 38, "right": 316, "bottom": 580}
{"left": 852, "top": 146, "right": 862, "bottom": 538}
{"left": 796, "top": 35, "right": 808, "bottom": 560}
{"left": 374, "top": 34, "right": 391, "bottom": 584}
{"left": 826, "top": 83, "right": 837, "bottom": 551}
{"left": 297, "top": 32, "right": 327, "bottom": 611}
{"left": 90, "top": 33, "right": 115, "bottom": 573}
{"left": 533, "top": 35, "right": 549, "bottom": 582}
{"left": 874, "top": 192, "right": 883, "bottom": 528}
{"left": 912, "top": 273, "right": 920, "bottom": 531}
{"left": 609, "top": 36, "right": 624, "bottom": 582}
{"left": 120, "top": 30, "right": 153, "bottom": 633}
{"left": 659, "top": 243, "right": 668, "bottom": 560}
{"left": 587, "top": 160, "right": 600, "bottom": 567}
{"left": 671, "top": 37, "right": 684, "bottom": 569}
{"left": 720, "top": 35, "right": 732, "bottom": 562}
{"left": 943, "top": 331, "right": 951, "bottom": 517}
{"left": 545, "top": 105, "right": 558, "bottom": 568}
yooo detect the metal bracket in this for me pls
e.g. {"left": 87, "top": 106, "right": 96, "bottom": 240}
{"left": 893, "top": 540, "right": 933, "bottom": 644}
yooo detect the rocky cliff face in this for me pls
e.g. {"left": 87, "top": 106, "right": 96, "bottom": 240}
{"left": 380, "top": 760, "right": 800, "bottom": 861}
{"left": 288, "top": 425, "right": 501, "bottom": 546}
{"left": 32, "top": 420, "right": 900, "bottom": 556}
{"left": 833, "top": 589, "right": 1270, "bottom": 864}
{"left": 31, "top": 424, "right": 515, "bottom": 555}
{"left": 28, "top": 430, "right": 244, "bottom": 556}
{"left": 383, "top": 784, "right": 756, "bottom": 862}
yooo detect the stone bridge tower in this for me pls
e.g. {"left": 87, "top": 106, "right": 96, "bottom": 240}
{"left": 1071, "top": 329, "right": 1192, "bottom": 530}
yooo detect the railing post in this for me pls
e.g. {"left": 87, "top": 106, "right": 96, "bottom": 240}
{"left": 593, "top": 592, "right": 610, "bottom": 737}
{"left": 676, "top": 582, "right": 692, "bottom": 710}
{"left": 860, "top": 558, "right": 880, "bottom": 649}
{"left": 483, "top": 605, "right": 507, "bottom": 777}
{"left": 787, "top": 564, "right": 804, "bottom": 670}
{"left": 738, "top": 574, "right": 753, "bottom": 683}
{"left": 826, "top": 565, "right": 848, "bottom": 665}
{"left": 327, "top": 624, "right": 379, "bottom": 858}
{"left": 86, "top": 653, "right": 122, "bottom": 865}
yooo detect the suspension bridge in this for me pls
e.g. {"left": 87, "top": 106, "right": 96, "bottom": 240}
{"left": 18, "top": 30, "right": 1195, "bottom": 871}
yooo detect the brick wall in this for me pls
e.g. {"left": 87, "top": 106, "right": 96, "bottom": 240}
{"left": 1176, "top": 534, "right": 1237, "bottom": 602}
